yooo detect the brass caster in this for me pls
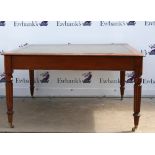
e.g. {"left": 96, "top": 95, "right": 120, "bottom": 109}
{"left": 9, "top": 122, "right": 14, "bottom": 128}
{"left": 132, "top": 126, "right": 138, "bottom": 132}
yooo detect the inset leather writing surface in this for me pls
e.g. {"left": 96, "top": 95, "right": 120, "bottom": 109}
{"left": 3, "top": 44, "right": 143, "bottom": 56}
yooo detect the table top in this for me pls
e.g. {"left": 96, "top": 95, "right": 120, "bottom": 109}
{"left": 2, "top": 44, "right": 143, "bottom": 56}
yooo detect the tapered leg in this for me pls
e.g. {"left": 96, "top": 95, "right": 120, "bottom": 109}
{"left": 132, "top": 58, "right": 143, "bottom": 132}
{"left": 120, "top": 71, "right": 125, "bottom": 100}
{"left": 5, "top": 56, "right": 14, "bottom": 128}
{"left": 29, "top": 70, "right": 34, "bottom": 97}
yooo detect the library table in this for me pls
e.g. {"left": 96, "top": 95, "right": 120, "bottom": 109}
{"left": 2, "top": 44, "right": 143, "bottom": 131}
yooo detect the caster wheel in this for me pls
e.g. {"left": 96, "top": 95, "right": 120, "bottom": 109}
{"left": 132, "top": 126, "right": 138, "bottom": 132}
{"left": 9, "top": 123, "right": 14, "bottom": 128}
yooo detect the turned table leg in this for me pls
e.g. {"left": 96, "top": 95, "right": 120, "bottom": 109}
{"left": 120, "top": 71, "right": 125, "bottom": 100}
{"left": 132, "top": 71, "right": 142, "bottom": 132}
{"left": 29, "top": 70, "right": 34, "bottom": 97}
{"left": 5, "top": 56, "right": 14, "bottom": 128}
{"left": 132, "top": 58, "right": 143, "bottom": 132}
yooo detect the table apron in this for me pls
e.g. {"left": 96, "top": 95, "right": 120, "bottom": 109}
{"left": 9, "top": 55, "right": 140, "bottom": 70}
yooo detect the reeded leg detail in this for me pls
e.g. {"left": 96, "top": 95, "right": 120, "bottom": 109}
{"left": 29, "top": 70, "right": 34, "bottom": 97}
{"left": 120, "top": 71, "right": 125, "bottom": 100}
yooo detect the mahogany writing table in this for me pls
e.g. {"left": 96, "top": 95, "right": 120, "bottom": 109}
{"left": 3, "top": 44, "right": 143, "bottom": 131}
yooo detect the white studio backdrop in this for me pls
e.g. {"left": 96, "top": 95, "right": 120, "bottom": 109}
{"left": 0, "top": 21, "right": 155, "bottom": 97}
